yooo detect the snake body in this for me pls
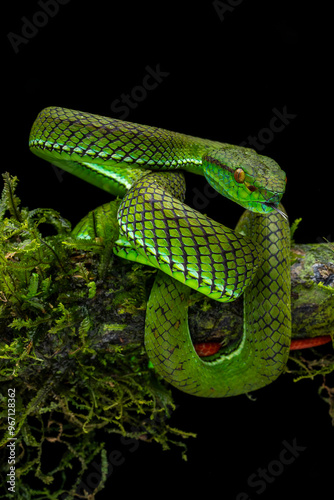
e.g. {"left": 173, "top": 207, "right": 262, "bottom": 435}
{"left": 29, "top": 106, "right": 291, "bottom": 397}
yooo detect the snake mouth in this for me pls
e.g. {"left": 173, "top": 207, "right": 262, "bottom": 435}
{"left": 264, "top": 202, "right": 288, "bottom": 220}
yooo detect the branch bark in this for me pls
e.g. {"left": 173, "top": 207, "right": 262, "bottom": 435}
{"left": 97, "top": 242, "right": 334, "bottom": 348}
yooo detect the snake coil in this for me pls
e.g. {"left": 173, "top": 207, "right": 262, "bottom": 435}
{"left": 29, "top": 106, "right": 291, "bottom": 397}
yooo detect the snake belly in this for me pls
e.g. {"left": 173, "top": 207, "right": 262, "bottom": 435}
{"left": 29, "top": 106, "right": 291, "bottom": 398}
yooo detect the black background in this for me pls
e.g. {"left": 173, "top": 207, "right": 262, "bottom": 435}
{"left": 3, "top": 1, "right": 333, "bottom": 499}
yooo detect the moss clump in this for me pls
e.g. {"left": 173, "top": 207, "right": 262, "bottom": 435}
{"left": 0, "top": 172, "right": 333, "bottom": 497}
{"left": 0, "top": 173, "right": 194, "bottom": 499}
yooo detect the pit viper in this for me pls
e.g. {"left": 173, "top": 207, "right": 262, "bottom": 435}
{"left": 29, "top": 106, "right": 291, "bottom": 398}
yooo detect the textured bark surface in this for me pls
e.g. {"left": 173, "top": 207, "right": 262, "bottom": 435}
{"left": 101, "top": 243, "right": 334, "bottom": 347}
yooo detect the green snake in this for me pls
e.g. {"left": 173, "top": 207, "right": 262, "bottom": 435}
{"left": 29, "top": 106, "right": 291, "bottom": 398}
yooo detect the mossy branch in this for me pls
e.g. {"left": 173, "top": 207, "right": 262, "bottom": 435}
{"left": 0, "top": 173, "right": 333, "bottom": 499}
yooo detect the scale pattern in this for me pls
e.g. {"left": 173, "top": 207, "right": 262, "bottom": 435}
{"left": 144, "top": 208, "right": 290, "bottom": 397}
{"left": 29, "top": 106, "right": 219, "bottom": 172}
{"left": 241, "top": 210, "right": 291, "bottom": 390}
{"left": 115, "top": 172, "right": 261, "bottom": 302}
{"left": 29, "top": 106, "right": 291, "bottom": 398}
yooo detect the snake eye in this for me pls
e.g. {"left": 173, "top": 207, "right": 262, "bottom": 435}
{"left": 234, "top": 168, "right": 245, "bottom": 183}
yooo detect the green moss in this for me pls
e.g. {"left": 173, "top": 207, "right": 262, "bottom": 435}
{"left": 0, "top": 173, "right": 194, "bottom": 498}
{"left": 0, "top": 173, "right": 333, "bottom": 497}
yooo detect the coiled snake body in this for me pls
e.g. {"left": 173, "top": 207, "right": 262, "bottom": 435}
{"left": 29, "top": 107, "right": 291, "bottom": 397}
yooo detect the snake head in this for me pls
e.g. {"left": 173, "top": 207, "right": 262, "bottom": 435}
{"left": 202, "top": 147, "right": 287, "bottom": 215}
